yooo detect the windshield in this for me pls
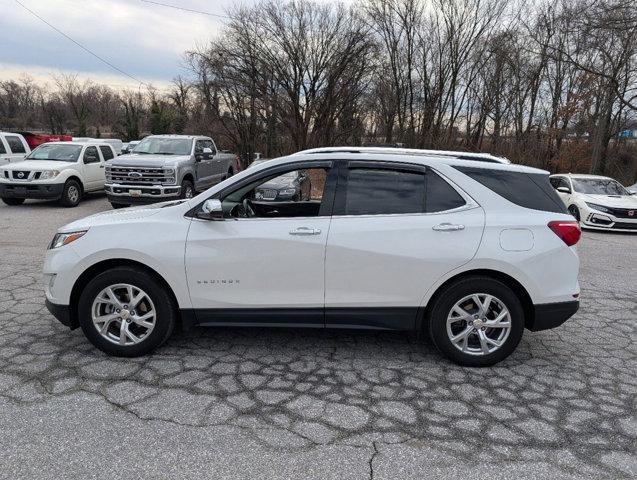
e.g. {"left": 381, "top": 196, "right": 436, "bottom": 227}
{"left": 132, "top": 137, "right": 192, "bottom": 155}
{"left": 26, "top": 144, "right": 82, "bottom": 162}
{"left": 572, "top": 178, "right": 629, "bottom": 195}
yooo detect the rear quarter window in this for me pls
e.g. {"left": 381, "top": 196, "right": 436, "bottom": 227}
{"left": 455, "top": 166, "right": 567, "bottom": 214}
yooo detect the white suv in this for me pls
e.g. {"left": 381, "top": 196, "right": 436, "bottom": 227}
{"left": 0, "top": 141, "right": 116, "bottom": 207}
{"left": 43, "top": 148, "right": 581, "bottom": 366}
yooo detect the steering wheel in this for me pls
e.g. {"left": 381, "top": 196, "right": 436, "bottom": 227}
{"left": 242, "top": 198, "right": 256, "bottom": 218}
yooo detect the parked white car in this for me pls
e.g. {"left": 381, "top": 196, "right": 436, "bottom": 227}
{"left": 550, "top": 174, "right": 637, "bottom": 232}
{"left": 0, "top": 132, "right": 31, "bottom": 165}
{"left": 73, "top": 137, "right": 123, "bottom": 155}
{"left": 43, "top": 147, "right": 581, "bottom": 366}
{"left": 0, "top": 141, "right": 116, "bottom": 207}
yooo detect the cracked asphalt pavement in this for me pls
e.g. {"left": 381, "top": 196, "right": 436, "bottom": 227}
{"left": 0, "top": 195, "right": 636, "bottom": 479}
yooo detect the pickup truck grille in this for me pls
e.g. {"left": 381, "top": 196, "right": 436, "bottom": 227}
{"left": 105, "top": 166, "right": 174, "bottom": 185}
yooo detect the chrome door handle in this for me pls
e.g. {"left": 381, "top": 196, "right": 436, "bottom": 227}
{"left": 432, "top": 223, "right": 465, "bottom": 231}
{"left": 289, "top": 227, "right": 321, "bottom": 235}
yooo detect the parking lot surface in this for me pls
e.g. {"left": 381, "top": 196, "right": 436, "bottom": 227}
{"left": 0, "top": 195, "right": 635, "bottom": 479}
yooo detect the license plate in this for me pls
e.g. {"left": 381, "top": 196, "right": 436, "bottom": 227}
{"left": 129, "top": 189, "right": 142, "bottom": 197}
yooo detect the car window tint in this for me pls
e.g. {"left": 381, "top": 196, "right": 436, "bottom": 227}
{"left": 456, "top": 166, "right": 567, "bottom": 214}
{"left": 6, "top": 136, "right": 26, "bottom": 153}
{"left": 83, "top": 146, "right": 99, "bottom": 164}
{"left": 99, "top": 146, "right": 114, "bottom": 160}
{"left": 194, "top": 140, "right": 205, "bottom": 153}
{"left": 344, "top": 168, "right": 425, "bottom": 215}
{"left": 0, "top": 138, "right": 6, "bottom": 154}
{"left": 426, "top": 170, "right": 466, "bottom": 212}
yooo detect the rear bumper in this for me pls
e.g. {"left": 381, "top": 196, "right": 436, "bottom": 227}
{"left": 45, "top": 299, "right": 77, "bottom": 329}
{"left": 527, "top": 300, "right": 579, "bottom": 331}
{"left": 0, "top": 182, "right": 64, "bottom": 200}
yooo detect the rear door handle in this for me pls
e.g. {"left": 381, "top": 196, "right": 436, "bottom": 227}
{"left": 289, "top": 227, "right": 321, "bottom": 235}
{"left": 432, "top": 223, "right": 465, "bottom": 231}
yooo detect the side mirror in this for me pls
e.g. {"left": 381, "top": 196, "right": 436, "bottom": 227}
{"left": 197, "top": 199, "right": 224, "bottom": 221}
{"left": 557, "top": 186, "right": 571, "bottom": 194}
{"left": 203, "top": 147, "right": 213, "bottom": 160}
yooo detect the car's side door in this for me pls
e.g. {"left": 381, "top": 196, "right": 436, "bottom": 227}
{"left": 184, "top": 161, "right": 337, "bottom": 326}
{"left": 324, "top": 161, "right": 485, "bottom": 330}
{"left": 205, "top": 139, "right": 226, "bottom": 184}
{"left": 193, "top": 139, "right": 214, "bottom": 190}
{"left": 4, "top": 135, "right": 28, "bottom": 163}
{"left": 81, "top": 146, "right": 103, "bottom": 190}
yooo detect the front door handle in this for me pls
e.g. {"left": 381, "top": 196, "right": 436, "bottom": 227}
{"left": 432, "top": 223, "right": 465, "bottom": 232}
{"left": 289, "top": 227, "right": 321, "bottom": 235}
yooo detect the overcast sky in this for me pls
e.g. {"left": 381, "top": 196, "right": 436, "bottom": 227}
{"left": 0, "top": 0, "right": 353, "bottom": 91}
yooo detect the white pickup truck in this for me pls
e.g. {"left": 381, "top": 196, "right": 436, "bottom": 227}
{"left": 0, "top": 141, "right": 116, "bottom": 207}
{"left": 0, "top": 132, "right": 31, "bottom": 165}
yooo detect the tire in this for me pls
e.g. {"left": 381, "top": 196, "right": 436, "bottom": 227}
{"left": 2, "top": 197, "right": 25, "bottom": 206}
{"left": 180, "top": 178, "right": 194, "bottom": 199}
{"left": 78, "top": 266, "right": 176, "bottom": 357}
{"left": 427, "top": 276, "right": 525, "bottom": 367}
{"left": 568, "top": 205, "right": 581, "bottom": 222}
{"left": 110, "top": 202, "right": 130, "bottom": 209}
{"left": 59, "top": 179, "right": 82, "bottom": 207}
{"left": 227, "top": 168, "right": 234, "bottom": 179}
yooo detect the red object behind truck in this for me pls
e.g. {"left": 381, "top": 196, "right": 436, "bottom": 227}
{"left": 18, "top": 132, "right": 73, "bottom": 150}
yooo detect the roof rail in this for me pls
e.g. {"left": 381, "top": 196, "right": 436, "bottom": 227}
{"left": 292, "top": 146, "right": 510, "bottom": 164}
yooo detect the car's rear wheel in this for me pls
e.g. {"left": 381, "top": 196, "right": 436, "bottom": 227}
{"left": 568, "top": 205, "right": 581, "bottom": 222}
{"left": 59, "top": 179, "right": 82, "bottom": 207}
{"left": 2, "top": 197, "right": 25, "bottom": 206}
{"left": 428, "top": 276, "right": 524, "bottom": 367}
{"left": 78, "top": 267, "right": 176, "bottom": 357}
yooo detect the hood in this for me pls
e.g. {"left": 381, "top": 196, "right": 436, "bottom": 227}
{"left": 2, "top": 160, "right": 76, "bottom": 171}
{"left": 107, "top": 154, "right": 191, "bottom": 168}
{"left": 581, "top": 194, "right": 637, "bottom": 208}
{"left": 59, "top": 200, "right": 186, "bottom": 231}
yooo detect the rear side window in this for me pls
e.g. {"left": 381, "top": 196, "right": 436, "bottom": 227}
{"left": 344, "top": 168, "right": 425, "bottom": 215}
{"left": 99, "top": 146, "right": 114, "bottom": 160}
{"left": 426, "top": 171, "right": 466, "bottom": 212}
{"left": 6, "top": 136, "right": 26, "bottom": 153}
{"left": 456, "top": 166, "right": 567, "bottom": 213}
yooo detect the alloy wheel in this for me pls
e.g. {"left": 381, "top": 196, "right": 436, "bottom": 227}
{"left": 91, "top": 283, "right": 156, "bottom": 346}
{"left": 446, "top": 293, "right": 512, "bottom": 356}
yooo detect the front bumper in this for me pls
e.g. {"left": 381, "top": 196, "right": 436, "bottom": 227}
{"left": 0, "top": 182, "right": 64, "bottom": 200}
{"left": 581, "top": 210, "right": 637, "bottom": 232}
{"left": 105, "top": 183, "right": 181, "bottom": 205}
{"left": 527, "top": 300, "right": 579, "bottom": 331}
{"left": 45, "top": 299, "right": 77, "bottom": 329}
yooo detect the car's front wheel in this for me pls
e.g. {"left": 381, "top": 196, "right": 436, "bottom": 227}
{"left": 180, "top": 179, "right": 194, "bottom": 199}
{"left": 428, "top": 276, "right": 524, "bottom": 367}
{"left": 1, "top": 197, "right": 25, "bottom": 206}
{"left": 59, "top": 179, "right": 82, "bottom": 207}
{"left": 568, "top": 205, "right": 581, "bottom": 222}
{"left": 78, "top": 267, "right": 176, "bottom": 357}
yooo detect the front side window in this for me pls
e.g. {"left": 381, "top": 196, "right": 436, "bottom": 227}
{"left": 222, "top": 167, "right": 328, "bottom": 218}
{"left": 343, "top": 168, "right": 426, "bottom": 215}
{"left": 571, "top": 178, "right": 628, "bottom": 196}
{"left": 0, "top": 138, "right": 6, "bottom": 154}
{"left": 27, "top": 144, "right": 82, "bottom": 162}
{"left": 83, "top": 146, "right": 100, "bottom": 164}
{"left": 99, "top": 146, "right": 114, "bottom": 161}
{"left": 132, "top": 137, "right": 192, "bottom": 155}
{"left": 5, "top": 136, "right": 26, "bottom": 153}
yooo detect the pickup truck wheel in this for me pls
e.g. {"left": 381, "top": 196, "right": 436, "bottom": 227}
{"left": 227, "top": 167, "right": 234, "bottom": 178}
{"left": 59, "top": 179, "right": 82, "bottom": 207}
{"left": 2, "top": 197, "right": 25, "bottom": 206}
{"left": 110, "top": 202, "right": 129, "bottom": 209}
{"left": 427, "top": 276, "right": 524, "bottom": 367}
{"left": 78, "top": 267, "right": 176, "bottom": 357}
{"left": 180, "top": 179, "right": 194, "bottom": 199}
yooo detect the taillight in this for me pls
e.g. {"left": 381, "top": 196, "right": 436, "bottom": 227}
{"left": 548, "top": 220, "right": 581, "bottom": 246}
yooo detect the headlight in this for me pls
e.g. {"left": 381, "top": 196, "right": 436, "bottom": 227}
{"left": 49, "top": 230, "right": 87, "bottom": 249}
{"left": 585, "top": 202, "right": 612, "bottom": 214}
{"left": 278, "top": 188, "right": 296, "bottom": 196}
{"left": 163, "top": 168, "right": 176, "bottom": 185}
{"left": 40, "top": 170, "right": 60, "bottom": 180}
